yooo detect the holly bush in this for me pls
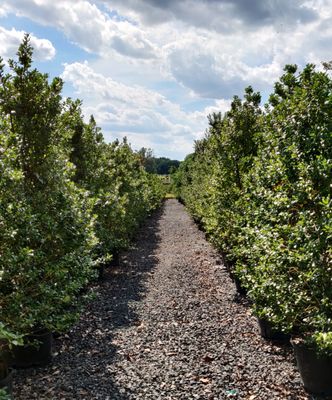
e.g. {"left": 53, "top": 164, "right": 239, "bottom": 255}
{"left": 176, "top": 65, "right": 332, "bottom": 353}
{"left": 236, "top": 65, "right": 332, "bottom": 343}
{"left": 65, "top": 104, "right": 165, "bottom": 261}
{"left": 174, "top": 86, "right": 262, "bottom": 256}
{"left": 0, "top": 35, "right": 164, "bottom": 341}
{"left": 0, "top": 35, "right": 97, "bottom": 334}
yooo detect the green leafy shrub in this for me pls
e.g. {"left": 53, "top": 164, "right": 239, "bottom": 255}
{"left": 0, "top": 35, "right": 164, "bottom": 347}
{"left": 176, "top": 64, "right": 332, "bottom": 354}
{"left": 66, "top": 107, "right": 165, "bottom": 260}
{"left": 174, "top": 86, "right": 262, "bottom": 256}
{"left": 238, "top": 65, "right": 332, "bottom": 340}
{"left": 0, "top": 35, "right": 97, "bottom": 335}
{"left": 0, "top": 35, "right": 165, "bottom": 342}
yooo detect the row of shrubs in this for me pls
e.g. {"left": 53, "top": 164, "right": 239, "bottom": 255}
{"left": 173, "top": 64, "right": 332, "bottom": 355}
{"left": 0, "top": 36, "right": 165, "bottom": 350}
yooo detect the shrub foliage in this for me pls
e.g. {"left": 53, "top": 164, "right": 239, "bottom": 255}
{"left": 0, "top": 35, "right": 164, "bottom": 346}
{"left": 174, "top": 65, "right": 332, "bottom": 353}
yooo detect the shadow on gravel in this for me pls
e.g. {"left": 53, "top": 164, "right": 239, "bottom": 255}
{"left": 104, "top": 203, "right": 165, "bottom": 329}
{"left": 13, "top": 203, "right": 165, "bottom": 400}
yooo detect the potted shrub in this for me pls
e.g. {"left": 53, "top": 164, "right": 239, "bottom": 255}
{"left": 169, "top": 63, "right": 332, "bottom": 394}
{"left": 8, "top": 330, "right": 53, "bottom": 369}
{"left": 242, "top": 64, "right": 332, "bottom": 392}
{"left": 1, "top": 37, "right": 165, "bottom": 370}
{"left": 0, "top": 37, "right": 97, "bottom": 366}
{"left": 68, "top": 112, "right": 165, "bottom": 273}
{"left": 0, "top": 352, "right": 12, "bottom": 394}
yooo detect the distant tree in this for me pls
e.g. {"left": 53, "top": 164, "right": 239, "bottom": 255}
{"left": 136, "top": 147, "right": 180, "bottom": 175}
{"left": 137, "top": 147, "right": 157, "bottom": 173}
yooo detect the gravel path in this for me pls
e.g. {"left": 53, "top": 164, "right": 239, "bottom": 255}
{"left": 13, "top": 199, "right": 311, "bottom": 399}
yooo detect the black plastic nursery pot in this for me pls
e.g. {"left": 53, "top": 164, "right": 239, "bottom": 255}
{"left": 9, "top": 330, "right": 52, "bottom": 368}
{"left": 0, "top": 369, "right": 13, "bottom": 396}
{"left": 257, "top": 318, "right": 290, "bottom": 342}
{"left": 292, "top": 339, "right": 332, "bottom": 395}
{"left": 109, "top": 251, "right": 120, "bottom": 267}
{"left": 233, "top": 276, "right": 247, "bottom": 296}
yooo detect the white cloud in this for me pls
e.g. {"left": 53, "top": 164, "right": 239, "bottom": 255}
{"left": 161, "top": 32, "right": 277, "bottom": 99}
{"left": 62, "top": 61, "right": 207, "bottom": 159}
{"left": 0, "top": 26, "right": 55, "bottom": 61}
{"left": 4, "top": 0, "right": 332, "bottom": 99}
{"left": 3, "top": 0, "right": 332, "bottom": 158}
{"left": 0, "top": 5, "right": 9, "bottom": 17}
{"left": 2, "top": 0, "right": 158, "bottom": 59}
{"left": 158, "top": 2, "right": 332, "bottom": 99}
{"left": 103, "top": 0, "right": 319, "bottom": 32}
{"left": 99, "top": 0, "right": 332, "bottom": 101}
{"left": 62, "top": 61, "right": 167, "bottom": 108}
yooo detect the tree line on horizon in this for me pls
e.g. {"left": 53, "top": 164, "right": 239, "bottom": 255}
{"left": 137, "top": 147, "right": 180, "bottom": 175}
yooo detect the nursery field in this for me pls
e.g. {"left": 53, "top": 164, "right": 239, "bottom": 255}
{"left": 0, "top": 35, "right": 165, "bottom": 399}
{"left": 1, "top": 35, "right": 331, "bottom": 400}
{"left": 14, "top": 200, "right": 311, "bottom": 400}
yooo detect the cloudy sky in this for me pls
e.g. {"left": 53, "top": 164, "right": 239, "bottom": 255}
{"left": 0, "top": 0, "right": 331, "bottom": 159}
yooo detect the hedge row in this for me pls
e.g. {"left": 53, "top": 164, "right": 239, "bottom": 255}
{"left": 0, "top": 36, "right": 165, "bottom": 343}
{"left": 173, "top": 64, "right": 332, "bottom": 354}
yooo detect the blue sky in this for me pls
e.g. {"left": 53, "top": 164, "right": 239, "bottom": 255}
{"left": 0, "top": 0, "right": 331, "bottom": 160}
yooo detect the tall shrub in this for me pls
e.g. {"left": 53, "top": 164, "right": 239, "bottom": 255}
{"left": 176, "top": 64, "right": 332, "bottom": 352}
{"left": 0, "top": 35, "right": 97, "bottom": 335}
{"left": 236, "top": 65, "right": 332, "bottom": 345}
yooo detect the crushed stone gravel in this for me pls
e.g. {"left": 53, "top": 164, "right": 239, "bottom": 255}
{"left": 13, "top": 199, "right": 317, "bottom": 399}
